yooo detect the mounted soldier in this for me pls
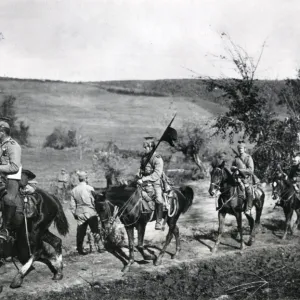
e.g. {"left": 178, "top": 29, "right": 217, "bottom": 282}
{"left": 0, "top": 118, "right": 23, "bottom": 240}
{"left": 231, "top": 141, "right": 256, "bottom": 212}
{"left": 137, "top": 137, "right": 165, "bottom": 230}
{"left": 288, "top": 152, "right": 300, "bottom": 194}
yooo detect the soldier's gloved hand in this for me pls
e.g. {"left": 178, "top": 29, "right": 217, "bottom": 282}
{"left": 137, "top": 179, "right": 143, "bottom": 185}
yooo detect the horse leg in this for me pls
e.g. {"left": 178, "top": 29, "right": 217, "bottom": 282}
{"left": 42, "top": 230, "right": 64, "bottom": 280}
{"left": 212, "top": 212, "right": 226, "bottom": 254}
{"left": 254, "top": 193, "right": 265, "bottom": 232}
{"left": 292, "top": 208, "right": 300, "bottom": 232}
{"left": 136, "top": 220, "right": 155, "bottom": 261}
{"left": 236, "top": 212, "right": 244, "bottom": 250}
{"left": 282, "top": 207, "right": 292, "bottom": 240}
{"left": 172, "top": 224, "right": 181, "bottom": 259}
{"left": 154, "top": 217, "right": 178, "bottom": 266}
{"left": 11, "top": 217, "right": 53, "bottom": 288}
{"left": 244, "top": 212, "right": 255, "bottom": 246}
{"left": 122, "top": 226, "right": 135, "bottom": 273}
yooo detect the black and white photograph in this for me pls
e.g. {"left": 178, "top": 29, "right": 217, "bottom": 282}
{"left": 0, "top": 1, "right": 299, "bottom": 299}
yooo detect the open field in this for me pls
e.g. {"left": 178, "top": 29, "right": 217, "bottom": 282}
{"left": 0, "top": 78, "right": 227, "bottom": 149}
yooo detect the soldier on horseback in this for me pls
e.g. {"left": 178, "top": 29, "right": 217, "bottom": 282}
{"left": 137, "top": 137, "right": 165, "bottom": 230}
{"left": 231, "top": 141, "right": 255, "bottom": 212}
{"left": 288, "top": 152, "right": 300, "bottom": 194}
{"left": 0, "top": 119, "right": 23, "bottom": 240}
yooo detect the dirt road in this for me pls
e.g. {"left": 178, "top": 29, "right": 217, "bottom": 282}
{"left": 0, "top": 180, "right": 299, "bottom": 299}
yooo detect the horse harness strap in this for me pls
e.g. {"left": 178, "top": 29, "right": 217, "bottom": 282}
{"left": 23, "top": 196, "right": 32, "bottom": 256}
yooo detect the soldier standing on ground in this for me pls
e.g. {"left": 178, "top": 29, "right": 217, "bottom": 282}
{"left": 57, "top": 168, "right": 70, "bottom": 203}
{"left": 70, "top": 171, "right": 105, "bottom": 255}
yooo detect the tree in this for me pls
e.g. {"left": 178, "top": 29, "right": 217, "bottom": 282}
{"left": 0, "top": 95, "right": 31, "bottom": 146}
{"left": 175, "top": 119, "right": 211, "bottom": 177}
{"left": 204, "top": 33, "right": 288, "bottom": 180}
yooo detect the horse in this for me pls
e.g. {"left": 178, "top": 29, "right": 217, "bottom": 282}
{"left": 0, "top": 188, "right": 69, "bottom": 289}
{"left": 271, "top": 173, "right": 300, "bottom": 240}
{"left": 95, "top": 182, "right": 194, "bottom": 272}
{"left": 208, "top": 160, "right": 265, "bottom": 253}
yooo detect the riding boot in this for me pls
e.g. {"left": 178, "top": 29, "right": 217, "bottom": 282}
{"left": 76, "top": 224, "right": 88, "bottom": 255}
{"left": 245, "top": 186, "right": 253, "bottom": 212}
{"left": 155, "top": 204, "right": 163, "bottom": 230}
{"left": 0, "top": 204, "right": 16, "bottom": 240}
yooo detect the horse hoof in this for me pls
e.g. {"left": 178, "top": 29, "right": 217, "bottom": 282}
{"left": 52, "top": 273, "right": 63, "bottom": 281}
{"left": 122, "top": 265, "right": 130, "bottom": 273}
{"left": 154, "top": 257, "right": 162, "bottom": 266}
{"left": 10, "top": 273, "right": 23, "bottom": 289}
{"left": 144, "top": 254, "right": 155, "bottom": 261}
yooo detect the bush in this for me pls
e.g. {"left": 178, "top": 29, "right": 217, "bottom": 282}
{"left": 43, "top": 126, "right": 77, "bottom": 150}
{"left": 0, "top": 95, "right": 31, "bottom": 146}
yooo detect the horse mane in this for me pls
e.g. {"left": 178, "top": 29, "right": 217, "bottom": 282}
{"left": 223, "top": 167, "right": 236, "bottom": 185}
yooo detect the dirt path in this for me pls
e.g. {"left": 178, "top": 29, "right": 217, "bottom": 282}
{"left": 1, "top": 181, "right": 299, "bottom": 299}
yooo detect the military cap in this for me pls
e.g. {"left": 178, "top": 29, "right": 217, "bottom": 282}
{"left": 22, "top": 169, "right": 36, "bottom": 180}
{"left": 28, "top": 179, "right": 38, "bottom": 185}
{"left": 237, "top": 140, "right": 246, "bottom": 149}
{"left": 77, "top": 171, "right": 87, "bottom": 180}
{"left": 0, "top": 117, "right": 10, "bottom": 129}
{"left": 143, "top": 136, "right": 156, "bottom": 147}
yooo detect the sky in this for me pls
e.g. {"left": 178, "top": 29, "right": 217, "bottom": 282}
{"left": 0, "top": 0, "right": 299, "bottom": 81}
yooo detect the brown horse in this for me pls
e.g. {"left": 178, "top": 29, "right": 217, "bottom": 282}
{"left": 208, "top": 161, "right": 265, "bottom": 253}
{"left": 272, "top": 173, "right": 300, "bottom": 239}
{"left": 0, "top": 188, "right": 69, "bottom": 289}
{"left": 95, "top": 183, "right": 194, "bottom": 272}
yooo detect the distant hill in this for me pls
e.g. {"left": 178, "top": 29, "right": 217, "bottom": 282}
{"left": 0, "top": 78, "right": 227, "bottom": 149}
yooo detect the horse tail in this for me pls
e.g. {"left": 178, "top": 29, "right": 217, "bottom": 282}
{"left": 52, "top": 194, "right": 70, "bottom": 236}
{"left": 179, "top": 185, "right": 194, "bottom": 214}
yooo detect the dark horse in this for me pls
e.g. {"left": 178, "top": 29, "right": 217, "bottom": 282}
{"left": 95, "top": 183, "right": 194, "bottom": 272}
{"left": 272, "top": 173, "right": 300, "bottom": 240}
{"left": 0, "top": 188, "right": 69, "bottom": 288}
{"left": 208, "top": 161, "right": 265, "bottom": 253}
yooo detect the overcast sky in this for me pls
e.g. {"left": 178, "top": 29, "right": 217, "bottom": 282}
{"left": 0, "top": 0, "right": 299, "bottom": 81}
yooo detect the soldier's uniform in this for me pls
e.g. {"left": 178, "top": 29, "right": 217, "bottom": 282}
{"left": 70, "top": 171, "right": 104, "bottom": 255}
{"left": 288, "top": 164, "right": 300, "bottom": 193}
{"left": 139, "top": 137, "right": 165, "bottom": 230}
{"left": 231, "top": 145, "right": 254, "bottom": 211}
{"left": 0, "top": 120, "right": 22, "bottom": 240}
{"left": 57, "top": 169, "right": 69, "bottom": 202}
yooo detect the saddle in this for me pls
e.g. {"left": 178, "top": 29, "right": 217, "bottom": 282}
{"left": 140, "top": 184, "right": 176, "bottom": 215}
{"left": 20, "top": 192, "right": 41, "bottom": 218}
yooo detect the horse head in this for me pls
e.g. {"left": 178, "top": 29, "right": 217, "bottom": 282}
{"left": 209, "top": 160, "right": 227, "bottom": 196}
{"left": 271, "top": 169, "right": 290, "bottom": 200}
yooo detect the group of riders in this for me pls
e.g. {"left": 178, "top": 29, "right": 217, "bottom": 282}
{"left": 1, "top": 113, "right": 300, "bottom": 254}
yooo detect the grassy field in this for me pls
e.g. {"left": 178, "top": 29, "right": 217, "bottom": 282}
{"left": 0, "top": 78, "right": 227, "bottom": 150}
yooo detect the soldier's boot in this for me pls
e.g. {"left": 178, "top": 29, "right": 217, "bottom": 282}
{"left": 0, "top": 204, "right": 16, "bottom": 241}
{"left": 245, "top": 186, "right": 254, "bottom": 212}
{"left": 76, "top": 225, "right": 88, "bottom": 255}
{"left": 155, "top": 204, "right": 163, "bottom": 230}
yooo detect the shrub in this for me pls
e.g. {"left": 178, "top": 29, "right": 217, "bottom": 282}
{"left": 44, "top": 126, "right": 77, "bottom": 150}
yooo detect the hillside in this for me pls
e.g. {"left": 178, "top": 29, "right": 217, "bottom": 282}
{"left": 0, "top": 78, "right": 227, "bottom": 149}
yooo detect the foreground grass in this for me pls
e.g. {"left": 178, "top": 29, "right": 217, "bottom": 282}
{"left": 8, "top": 244, "right": 300, "bottom": 300}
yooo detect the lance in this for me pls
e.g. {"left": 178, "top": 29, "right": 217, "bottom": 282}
{"left": 141, "top": 113, "right": 177, "bottom": 169}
